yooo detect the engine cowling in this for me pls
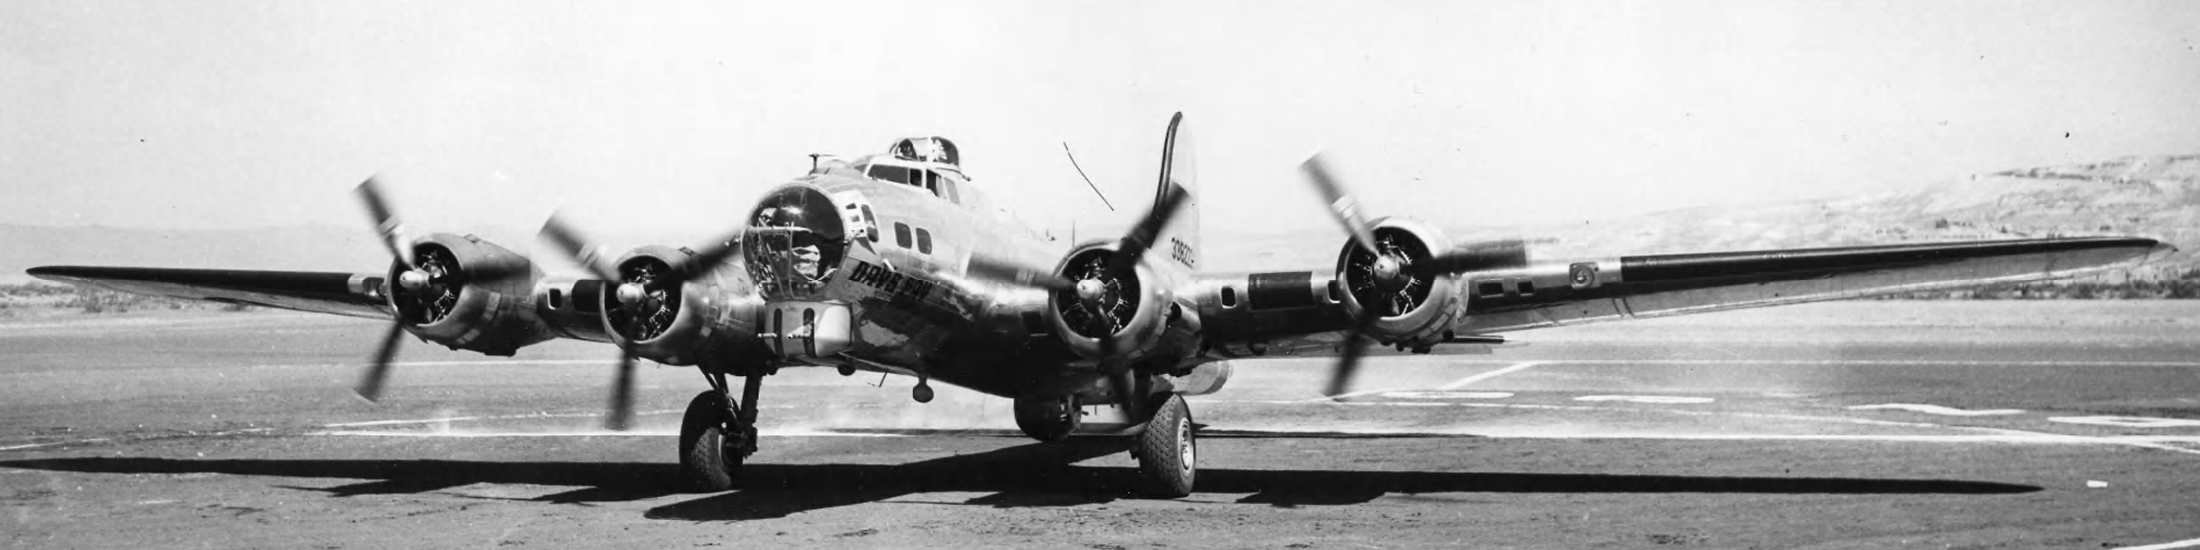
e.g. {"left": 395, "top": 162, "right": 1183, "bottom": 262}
{"left": 1046, "top": 242, "right": 1174, "bottom": 361}
{"left": 1333, "top": 218, "right": 1464, "bottom": 346}
{"left": 387, "top": 233, "right": 553, "bottom": 356}
{"left": 600, "top": 245, "right": 768, "bottom": 367}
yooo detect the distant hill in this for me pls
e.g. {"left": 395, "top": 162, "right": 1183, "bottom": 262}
{"left": 0, "top": 224, "right": 386, "bottom": 284}
{"left": 8, "top": 154, "right": 2195, "bottom": 284}
{"left": 0, "top": 223, "right": 700, "bottom": 284}
{"left": 1210, "top": 154, "right": 2199, "bottom": 280}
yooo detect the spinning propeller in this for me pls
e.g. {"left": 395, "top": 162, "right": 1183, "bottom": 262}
{"left": 962, "top": 182, "right": 1191, "bottom": 413}
{"left": 1300, "top": 154, "right": 1528, "bottom": 399}
{"left": 535, "top": 212, "right": 745, "bottom": 430}
{"left": 352, "top": 176, "right": 446, "bottom": 402}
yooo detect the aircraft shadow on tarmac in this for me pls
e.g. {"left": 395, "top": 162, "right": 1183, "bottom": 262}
{"left": 0, "top": 437, "right": 2041, "bottom": 522}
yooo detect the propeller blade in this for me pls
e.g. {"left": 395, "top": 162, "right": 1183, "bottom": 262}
{"left": 1105, "top": 183, "right": 1191, "bottom": 276}
{"left": 966, "top": 254, "right": 1076, "bottom": 291}
{"left": 1323, "top": 311, "right": 1380, "bottom": 400}
{"left": 355, "top": 320, "right": 407, "bottom": 402}
{"left": 536, "top": 212, "right": 620, "bottom": 282}
{"left": 1300, "top": 154, "right": 1380, "bottom": 254}
{"left": 604, "top": 353, "right": 637, "bottom": 431}
{"left": 354, "top": 176, "right": 415, "bottom": 267}
{"left": 677, "top": 227, "right": 746, "bottom": 283}
{"left": 1414, "top": 238, "right": 1531, "bottom": 277}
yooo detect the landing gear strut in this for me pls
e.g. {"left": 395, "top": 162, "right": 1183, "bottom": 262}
{"left": 679, "top": 372, "right": 760, "bottom": 492}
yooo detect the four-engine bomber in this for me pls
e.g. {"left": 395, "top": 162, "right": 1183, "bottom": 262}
{"left": 28, "top": 113, "right": 2173, "bottom": 498}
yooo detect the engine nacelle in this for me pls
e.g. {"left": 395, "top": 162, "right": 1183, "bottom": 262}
{"left": 1333, "top": 218, "right": 1465, "bottom": 347}
{"left": 1046, "top": 242, "right": 1175, "bottom": 361}
{"left": 601, "top": 245, "right": 770, "bottom": 369}
{"left": 388, "top": 233, "right": 553, "bottom": 356}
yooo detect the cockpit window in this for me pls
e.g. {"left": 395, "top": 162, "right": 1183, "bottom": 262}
{"left": 865, "top": 163, "right": 957, "bottom": 203}
{"left": 867, "top": 164, "right": 915, "bottom": 186}
{"left": 937, "top": 177, "right": 960, "bottom": 204}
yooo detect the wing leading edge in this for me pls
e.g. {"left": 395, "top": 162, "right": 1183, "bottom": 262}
{"left": 27, "top": 266, "right": 391, "bottom": 319}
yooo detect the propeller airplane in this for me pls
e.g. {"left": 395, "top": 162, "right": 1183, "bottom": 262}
{"left": 27, "top": 112, "right": 2173, "bottom": 497}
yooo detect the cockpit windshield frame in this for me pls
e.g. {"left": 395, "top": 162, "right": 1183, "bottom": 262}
{"left": 862, "top": 160, "right": 961, "bottom": 205}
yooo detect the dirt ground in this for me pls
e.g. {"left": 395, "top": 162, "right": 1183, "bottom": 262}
{"left": 4, "top": 301, "right": 2199, "bottom": 549}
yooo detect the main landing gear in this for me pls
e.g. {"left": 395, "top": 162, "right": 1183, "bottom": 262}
{"left": 1132, "top": 394, "right": 1197, "bottom": 498}
{"left": 679, "top": 372, "right": 760, "bottom": 492}
{"left": 1014, "top": 391, "right": 1198, "bottom": 498}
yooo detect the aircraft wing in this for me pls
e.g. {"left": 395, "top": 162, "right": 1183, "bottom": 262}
{"left": 1451, "top": 236, "right": 2170, "bottom": 334}
{"left": 1235, "top": 236, "right": 2169, "bottom": 357}
{"left": 27, "top": 266, "right": 391, "bottom": 319}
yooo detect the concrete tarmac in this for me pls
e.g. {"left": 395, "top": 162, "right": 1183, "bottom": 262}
{"left": 3, "top": 301, "right": 2198, "bottom": 549}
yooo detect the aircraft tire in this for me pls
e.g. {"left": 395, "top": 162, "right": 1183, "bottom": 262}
{"left": 1134, "top": 394, "right": 1196, "bottom": 498}
{"left": 679, "top": 390, "right": 743, "bottom": 492}
{"left": 1013, "top": 396, "right": 1079, "bottom": 442}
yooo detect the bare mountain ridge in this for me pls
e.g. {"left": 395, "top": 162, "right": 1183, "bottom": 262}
{"left": 7, "top": 154, "right": 2195, "bottom": 283}
{"left": 1212, "top": 154, "right": 2198, "bottom": 277}
{"left": 0, "top": 224, "right": 384, "bottom": 284}
{"left": 1561, "top": 154, "right": 2200, "bottom": 278}
{"left": 0, "top": 222, "right": 734, "bottom": 284}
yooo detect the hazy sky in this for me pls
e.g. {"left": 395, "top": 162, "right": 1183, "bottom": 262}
{"left": 4, "top": 1, "right": 2197, "bottom": 241}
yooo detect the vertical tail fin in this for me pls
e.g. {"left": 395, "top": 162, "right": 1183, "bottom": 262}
{"left": 1151, "top": 112, "right": 1201, "bottom": 275}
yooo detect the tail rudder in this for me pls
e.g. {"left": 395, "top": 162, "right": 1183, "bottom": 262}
{"left": 1151, "top": 112, "right": 1201, "bottom": 274}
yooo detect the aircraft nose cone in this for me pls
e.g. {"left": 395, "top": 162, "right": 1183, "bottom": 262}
{"left": 396, "top": 270, "right": 432, "bottom": 291}
{"left": 744, "top": 183, "right": 850, "bottom": 291}
{"left": 615, "top": 282, "right": 648, "bottom": 306}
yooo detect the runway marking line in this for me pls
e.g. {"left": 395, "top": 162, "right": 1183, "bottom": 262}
{"left": 1439, "top": 361, "right": 1550, "bottom": 389}
{"left": 321, "top": 410, "right": 684, "bottom": 428}
{"left": 1309, "top": 361, "right": 1549, "bottom": 402}
{"left": 2118, "top": 536, "right": 2200, "bottom": 550}
{"left": 0, "top": 438, "right": 110, "bottom": 451}
{"left": 1380, "top": 391, "right": 1515, "bottom": 400}
{"left": 1848, "top": 403, "right": 2025, "bottom": 417}
{"left": 2048, "top": 416, "right": 2200, "bottom": 429}
{"left": 1221, "top": 400, "right": 1955, "bottom": 428}
{"left": 0, "top": 427, "right": 276, "bottom": 452}
{"left": 1290, "top": 358, "right": 2199, "bottom": 403}
{"left": 1575, "top": 395, "right": 1715, "bottom": 404}
{"left": 1956, "top": 426, "right": 2200, "bottom": 457}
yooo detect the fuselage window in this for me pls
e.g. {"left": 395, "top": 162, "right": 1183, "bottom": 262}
{"left": 894, "top": 222, "right": 913, "bottom": 248}
{"left": 915, "top": 228, "right": 932, "bottom": 254}
{"left": 1477, "top": 281, "right": 1504, "bottom": 297}
{"left": 1517, "top": 280, "right": 1536, "bottom": 296}
{"left": 860, "top": 205, "right": 880, "bottom": 242}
